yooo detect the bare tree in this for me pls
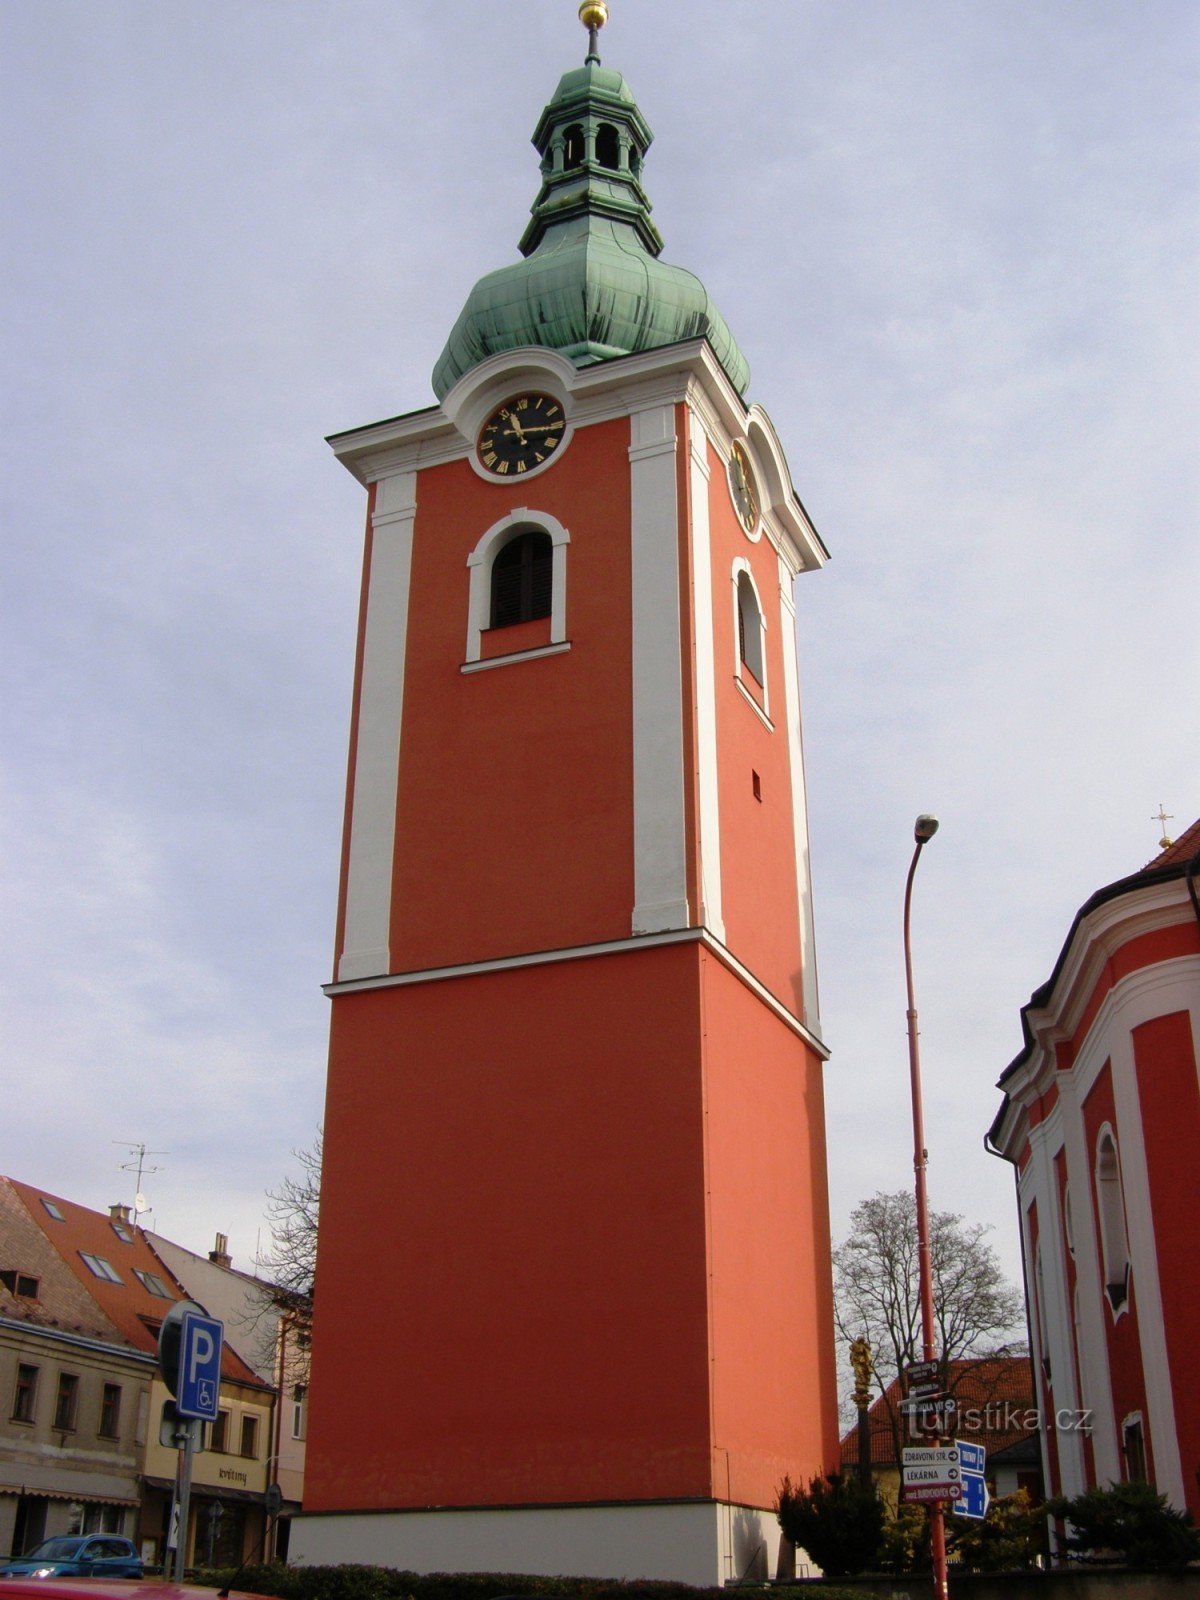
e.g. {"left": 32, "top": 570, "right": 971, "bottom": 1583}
{"left": 261, "top": 1130, "right": 321, "bottom": 1305}
{"left": 833, "top": 1190, "right": 1027, "bottom": 1455}
{"left": 253, "top": 1131, "right": 321, "bottom": 1381}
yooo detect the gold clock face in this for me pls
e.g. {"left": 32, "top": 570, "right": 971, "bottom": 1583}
{"left": 729, "top": 440, "right": 760, "bottom": 533}
{"left": 477, "top": 393, "right": 566, "bottom": 476}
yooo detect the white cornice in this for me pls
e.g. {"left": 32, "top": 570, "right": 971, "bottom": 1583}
{"left": 1021, "top": 883, "right": 1192, "bottom": 1069}
{"left": 327, "top": 342, "right": 827, "bottom": 575}
{"left": 323, "top": 925, "right": 829, "bottom": 1060}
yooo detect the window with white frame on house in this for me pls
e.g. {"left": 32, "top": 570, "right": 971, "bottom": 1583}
{"left": 1095, "top": 1129, "right": 1131, "bottom": 1312}
{"left": 291, "top": 1384, "right": 307, "bottom": 1441}
{"left": 79, "top": 1252, "right": 123, "bottom": 1284}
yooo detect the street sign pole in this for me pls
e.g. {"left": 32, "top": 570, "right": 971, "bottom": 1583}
{"left": 174, "top": 1418, "right": 197, "bottom": 1582}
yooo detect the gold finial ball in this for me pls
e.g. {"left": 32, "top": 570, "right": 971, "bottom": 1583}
{"left": 579, "top": 2, "right": 609, "bottom": 32}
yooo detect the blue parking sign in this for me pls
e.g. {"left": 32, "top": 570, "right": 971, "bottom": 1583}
{"left": 177, "top": 1311, "right": 223, "bottom": 1421}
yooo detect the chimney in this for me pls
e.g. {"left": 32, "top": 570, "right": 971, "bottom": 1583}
{"left": 109, "top": 1203, "right": 132, "bottom": 1225}
{"left": 209, "top": 1232, "right": 232, "bottom": 1269}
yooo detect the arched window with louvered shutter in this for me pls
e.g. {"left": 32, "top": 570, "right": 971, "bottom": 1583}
{"left": 490, "top": 529, "right": 554, "bottom": 629}
{"left": 464, "top": 510, "right": 571, "bottom": 669}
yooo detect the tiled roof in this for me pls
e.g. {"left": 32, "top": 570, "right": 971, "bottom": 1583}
{"left": 6, "top": 1175, "right": 267, "bottom": 1389}
{"left": 0, "top": 1176, "right": 124, "bottom": 1345}
{"left": 839, "top": 1355, "right": 1038, "bottom": 1469}
{"left": 1146, "top": 816, "right": 1200, "bottom": 869}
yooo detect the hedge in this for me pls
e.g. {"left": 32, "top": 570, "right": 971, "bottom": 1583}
{"left": 192, "top": 1562, "right": 873, "bottom": 1600}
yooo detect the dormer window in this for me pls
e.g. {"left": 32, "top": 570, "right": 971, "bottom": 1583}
{"left": 564, "top": 124, "right": 584, "bottom": 167}
{"left": 491, "top": 530, "right": 553, "bottom": 629}
{"left": 0, "top": 1271, "right": 39, "bottom": 1300}
{"left": 41, "top": 1199, "right": 65, "bottom": 1222}
{"left": 596, "top": 124, "right": 620, "bottom": 170}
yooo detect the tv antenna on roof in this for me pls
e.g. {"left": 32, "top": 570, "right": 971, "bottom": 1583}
{"left": 114, "top": 1141, "right": 169, "bottom": 1228}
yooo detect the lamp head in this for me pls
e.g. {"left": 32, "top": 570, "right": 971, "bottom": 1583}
{"left": 914, "top": 814, "right": 940, "bottom": 844}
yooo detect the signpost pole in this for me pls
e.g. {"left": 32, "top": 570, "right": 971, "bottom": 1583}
{"left": 903, "top": 816, "right": 950, "bottom": 1600}
{"left": 174, "top": 1419, "right": 196, "bottom": 1582}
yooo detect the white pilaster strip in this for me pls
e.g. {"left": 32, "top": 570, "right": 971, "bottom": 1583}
{"left": 629, "top": 405, "right": 689, "bottom": 934}
{"left": 1022, "top": 1113, "right": 1086, "bottom": 1494}
{"left": 686, "top": 406, "right": 724, "bottom": 942}
{"left": 1058, "top": 1071, "right": 1122, "bottom": 1487}
{"left": 338, "top": 471, "right": 417, "bottom": 981}
{"left": 1107, "top": 994, "right": 1186, "bottom": 1508}
{"left": 777, "top": 558, "right": 820, "bottom": 1033}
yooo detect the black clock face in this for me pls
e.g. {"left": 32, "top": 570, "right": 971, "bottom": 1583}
{"left": 729, "top": 440, "right": 760, "bottom": 533}
{"left": 477, "top": 393, "right": 566, "bottom": 476}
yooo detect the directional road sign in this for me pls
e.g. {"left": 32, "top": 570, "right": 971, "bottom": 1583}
{"left": 906, "top": 1358, "right": 941, "bottom": 1387}
{"left": 953, "top": 1470, "right": 989, "bottom": 1519}
{"left": 904, "top": 1480, "right": 963, "bottom": 1503}
{"left": 176, "top": 1310, "right": 223, "bottom": 1421}
{"left": 951, "top": 1440, "right": 988, "bottom": 1520}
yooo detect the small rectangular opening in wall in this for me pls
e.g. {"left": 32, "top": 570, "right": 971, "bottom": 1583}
{"left": 752, "top": 771, "right": 762, "bottom": 802}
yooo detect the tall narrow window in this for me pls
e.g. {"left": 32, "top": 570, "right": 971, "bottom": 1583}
{"left": 291, "top": 1384, "right": 307, "bottom": 1441}
{"left": 563, "top": 124, "right": 584, "bottom": 166}
{"left": 596, "top": 124, "right": 620, "bottom": 169}
{"left": 491, "top": 530, "right": 553, "bottom": 629}
{"left": 54, "top": 1372, "right": 79, "bottom": 1431}
{"left": 12, "top": 1363, "right": 37, "bottom": 1423}
{"left": 208, "top": 1409, "right": 229, "bottom": 1453}
{"left": 736, "top": 569, "right": 765, "bottom": 686}
{"left": 1123, "top": 1415, "right": 1147, "bottom": 1482}
{"left": 99, "top": 1383, "right": 121, "bottom": 1438}
{"left": 240, "top": 1413, "right": 259, "bottom": 1458}
{"left": 1095, "top": 1129, "right": 1131, "bottom": 1312}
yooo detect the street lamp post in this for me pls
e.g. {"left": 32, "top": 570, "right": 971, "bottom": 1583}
{"left": 903, "top": 813, "right": 949, "bottom": 1600}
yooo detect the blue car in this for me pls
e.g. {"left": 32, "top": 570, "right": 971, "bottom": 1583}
{"left": 0, "top": 1536, "right": 143, "bottom": 1579}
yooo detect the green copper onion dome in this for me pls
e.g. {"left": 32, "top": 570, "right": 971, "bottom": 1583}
{"left": 431, "top": 28, "right": 749, "bottom": 400}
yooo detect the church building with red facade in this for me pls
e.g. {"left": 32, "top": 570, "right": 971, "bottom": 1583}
{"left": 989, "top": 820, "right": 1200, "bottom": 1534}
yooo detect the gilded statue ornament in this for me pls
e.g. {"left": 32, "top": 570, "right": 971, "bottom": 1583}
{"left": 849, "top": 1336, "right": 873, "bottom": 1410}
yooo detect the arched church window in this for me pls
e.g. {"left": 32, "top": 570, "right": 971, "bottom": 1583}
{"left": 736, "top": 569, "right": 765, "bottom": 686}
{"left": 596, "top": 124, "right": 620, "bottom": 170}
{"left": 563, "top": 124, "right": 585, "bottom": 168}
{"left": 1095, "top": 1128, "right": 1131, "bottom": 1313}
{"left": 491, "top": 529, "right": 553, "bottom": 629}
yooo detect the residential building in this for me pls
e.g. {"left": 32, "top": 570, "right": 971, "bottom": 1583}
{"left": 988, "top": 820, "right": 1200, "bottom": 1524}
{"left": 149, "top": 1229, "right": 306, "bottom": 1557}
{"left": 0, "top": 1178, "right": 152, "bottom": 1556}
{"left": 1, "top": 1178, "right": 276, "bottom": 1569}
{"left": 295, "top": 11, "right": 837, "bottom": 1589}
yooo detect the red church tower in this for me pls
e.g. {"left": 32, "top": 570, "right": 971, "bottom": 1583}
{"left": 295, "top": 10, "right": 838, "bottom": 1585}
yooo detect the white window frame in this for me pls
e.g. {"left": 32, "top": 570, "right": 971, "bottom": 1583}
{"left": 1095, "top": 1123, "right": 1131, "bottom": 1321}
{"left": 463, "top": 508, "right": 570, "bottom": 666}
{"left": 731, "top": 557, "right": 769, "bottom": 721}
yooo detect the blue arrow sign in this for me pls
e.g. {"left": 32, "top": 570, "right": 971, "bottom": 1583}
{"left": 956, "top": 1440, "right": 986, "bottom": 1474}
{"left": 952, "top": 1470, "right": 989, "bottom": 1520}
{"left": 176, "top": 1310, "right": 224, "bottom": 1421}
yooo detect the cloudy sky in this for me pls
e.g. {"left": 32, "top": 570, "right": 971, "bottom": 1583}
{"left": 2, "top": 2, "right": 1196, "bottom": 1311}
